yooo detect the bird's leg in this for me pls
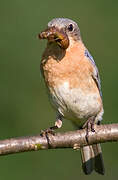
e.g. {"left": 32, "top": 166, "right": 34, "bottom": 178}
{"left": 82, "top": 116, "right": 96, "bottom": 143}
{"left": 40, "top": 113, "right": 63, "bottom": 136}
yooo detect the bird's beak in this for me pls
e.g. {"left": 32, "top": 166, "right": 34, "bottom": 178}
{"left": 38, "top": 26, "right": 69, "bottom": 49}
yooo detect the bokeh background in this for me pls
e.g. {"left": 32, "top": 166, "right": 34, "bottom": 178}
{"left": 0, "top": 0, "right": 118, "bottom": 179}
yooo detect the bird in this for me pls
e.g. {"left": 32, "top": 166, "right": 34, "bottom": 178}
{"left": 38, "top": 18, "right": 105, "bottom": 175}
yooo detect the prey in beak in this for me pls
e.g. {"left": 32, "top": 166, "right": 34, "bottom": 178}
{"left": 38, "top": 26, "right": 69, "bottom": 49}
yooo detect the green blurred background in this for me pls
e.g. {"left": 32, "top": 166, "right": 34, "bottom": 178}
{"left": 0, "top": 0, "right": 118, "bottom": 179}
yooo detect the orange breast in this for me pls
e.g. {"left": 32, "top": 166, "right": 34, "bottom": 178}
{"left": 41, "top": 41, "right": 99, "bottom": 94}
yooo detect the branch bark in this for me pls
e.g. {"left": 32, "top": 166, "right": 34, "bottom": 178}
{"left": 0, "top": 123, "right": 118, "bottom": 156}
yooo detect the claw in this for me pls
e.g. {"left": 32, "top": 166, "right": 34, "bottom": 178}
{"left": 40, "top": 128, "right": 55, "bottom": 137}
{"left": 82, "top": 116, "right": 96, "bottom": 143}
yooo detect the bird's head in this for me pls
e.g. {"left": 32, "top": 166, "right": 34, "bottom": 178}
{"left": 38, "top": 18, "right": 81, "bottom": 50}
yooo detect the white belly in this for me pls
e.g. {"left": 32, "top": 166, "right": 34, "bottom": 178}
{"left": 49, "top": 82, "right": 101, "bottom": 126}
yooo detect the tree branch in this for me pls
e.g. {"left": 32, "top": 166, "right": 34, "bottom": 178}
{"left": 0, "top": 123, "right": 118, "bottom": 156}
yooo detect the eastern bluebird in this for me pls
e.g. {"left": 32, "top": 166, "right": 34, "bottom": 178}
{"left": 38, "top": 18, "right": 105, "bottom": 175}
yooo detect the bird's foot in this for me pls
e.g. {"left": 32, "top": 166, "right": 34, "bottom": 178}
{"left": 40, "top": 117, "right": 63, "bottom": 147}
{"left": 40, "top": 125, "right": 58, "bottom": 137}
{"left": 82, "top": 116, "right": 96, "bottom": 143}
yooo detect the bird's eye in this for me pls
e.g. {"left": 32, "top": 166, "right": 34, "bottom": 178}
{"left": 67, "top": 24, "right": 73, "bottom": 31}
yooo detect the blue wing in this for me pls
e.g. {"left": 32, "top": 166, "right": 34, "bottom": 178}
{"left": 85, "top": 49, "right": 102, "bottom": 97}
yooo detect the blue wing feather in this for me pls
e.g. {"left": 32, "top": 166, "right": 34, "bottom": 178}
{"left": 85, "top": 50, "right": 102, "bottom": 97}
